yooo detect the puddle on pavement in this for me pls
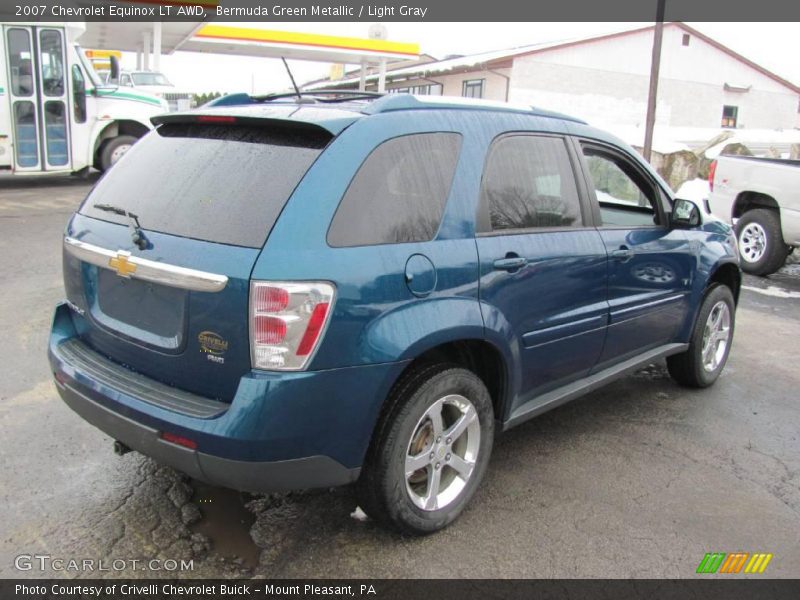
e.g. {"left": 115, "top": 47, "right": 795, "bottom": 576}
{"left": 189, "top": 480, "right": 261, "bottom": 569}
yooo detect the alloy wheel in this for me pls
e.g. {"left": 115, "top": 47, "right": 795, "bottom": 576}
{"left": 405, "top": 394, "right": 481, "bottom": 511}
{"left": 701, "top": 300, "right": 731, "bottom": 372}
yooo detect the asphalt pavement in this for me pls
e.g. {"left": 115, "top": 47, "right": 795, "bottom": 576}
{"left": 1, "top": 176, "right": 798, "bottom": 579}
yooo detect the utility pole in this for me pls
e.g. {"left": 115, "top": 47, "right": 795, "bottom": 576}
{"left": 643, "top": 0, "right": 666, "bottom": 163}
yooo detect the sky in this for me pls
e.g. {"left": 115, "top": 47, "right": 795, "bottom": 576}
{"left": 119, "top": 22, "right": 798, "bottom": 95}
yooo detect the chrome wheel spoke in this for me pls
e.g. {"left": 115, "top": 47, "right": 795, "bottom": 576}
{"left": 702, "top": 340, "right": 716, "bottom": 367}
{"left": 448, "top": 454, "right": 475, "bottom": 480}
{"left": 405, "top": 451, "right": 431, "bottom": 477}
{"left": 702, "top": 329, "right": 713, "bottom": 355}
{"left": 423, "top": 466, "right": 442, "bottom": 510}
{"left": 428, "top": 401, "right": 444, "bottom": 438}
{"left": 444, "top": 404, "right": 477, "bottom": 444}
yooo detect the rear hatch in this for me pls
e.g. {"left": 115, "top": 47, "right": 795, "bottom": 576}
{"left": 63, "top": 118, "right": 333, "bottom": 402}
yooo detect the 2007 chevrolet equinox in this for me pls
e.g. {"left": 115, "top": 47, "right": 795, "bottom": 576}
{"left": 49, "top": 92, "right": 740, "bottom": 534}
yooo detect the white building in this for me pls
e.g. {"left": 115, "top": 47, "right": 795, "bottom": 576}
{"left": 307, "top": 23, "right": 800, "bottom": 133}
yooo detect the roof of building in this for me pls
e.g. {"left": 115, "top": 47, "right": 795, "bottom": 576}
{"left": 303, "top": 43, "right": 550, "bottom": 89}
{"left": 305, "top": 23, "right": 800, "bottom": 95}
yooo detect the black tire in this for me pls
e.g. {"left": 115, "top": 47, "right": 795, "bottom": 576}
{"left": 357, "top": 363, "right": 494, "bottom": 535}
{"left": 667, "top": 284, "right": 735, "bottom": 388}
{"left": 99, "top": 135, "right": 138, "bottom": 172}
{"left": 734, "top": 208, "right": 789, "bottom": 276}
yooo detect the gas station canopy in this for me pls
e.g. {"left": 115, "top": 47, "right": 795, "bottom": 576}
{"left": 77, "top": 22, "right": 203, "bottom": 55}
{"left": 184, "top": 26, "right": 419, "bottom": 63}
{"left": 79, "top": 22, "right": 420, "bottom": 90}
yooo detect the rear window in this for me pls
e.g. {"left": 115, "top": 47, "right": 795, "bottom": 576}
{"left": 80, "top": 123, "right": 330, "bottom": 248}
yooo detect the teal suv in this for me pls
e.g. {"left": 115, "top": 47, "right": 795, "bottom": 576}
{"left": 49, "top": 93, "right": 740, "bottom": 533}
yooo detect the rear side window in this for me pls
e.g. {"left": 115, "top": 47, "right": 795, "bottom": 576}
{"left": 80, "top": 123, "right": 330, "bottom": 248}
{"left": 327, "top": 133, "right": 462, "bottom": 247}
{"left": 478, "top": 135, "right": 582, "bottom": 233}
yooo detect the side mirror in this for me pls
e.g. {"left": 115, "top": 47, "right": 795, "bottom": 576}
{"left": 109, "top": 55, "right": 120, "bottom": 81}
{"left": 671, "top": 198, "right": 702, "bottom": 229}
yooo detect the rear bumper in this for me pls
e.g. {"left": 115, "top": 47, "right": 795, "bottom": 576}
{"left": 55, "top": 379, "right": 357, "bottom": 491}
{"left": 780, "top": 206, "right": 800, "bottom": 247}
{"left": 48, "top": 302, "right": 408, "bottom": 493}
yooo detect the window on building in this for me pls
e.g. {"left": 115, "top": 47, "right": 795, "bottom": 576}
{"left": 721, "top": 105, "right": 738, "bottom": 128}
{"left": 477, "top": 135, "right": 583, "bottom": 233}
{"left": 388, "top": 83, "right": 443, "bottom": 96}
{"left": 682, "top": 33, "right": 691, "bottom": 46}
{"left": 327, "top": 133, "right": 462, "bottom": 247}
{"left": 462, "top": 79, "right": 485, "bottom": 99}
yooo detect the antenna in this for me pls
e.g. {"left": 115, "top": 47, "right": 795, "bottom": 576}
{"left": 281, "top": 57, "right": 302, "bottom": 101}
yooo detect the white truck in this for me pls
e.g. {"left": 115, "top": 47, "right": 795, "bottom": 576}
{"left": 1, "top": 22, "right": 168, "bottom": 175}
{"left": 708, "top": 155, "right": 800, "bottom": 275}
{"left": 109, "top": 70, "right": 194, "bottom": 112}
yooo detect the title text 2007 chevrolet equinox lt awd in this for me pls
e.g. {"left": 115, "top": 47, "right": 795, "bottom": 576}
{"left": 49, "top": 93, "right": 740, "bottom": 534}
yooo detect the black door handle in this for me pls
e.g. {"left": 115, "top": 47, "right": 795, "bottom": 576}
{"left": 493, "top": 256, "right": 528, "bottom": 271}
{"left": 610, "top": 246, "right": 634, "bottom": 262}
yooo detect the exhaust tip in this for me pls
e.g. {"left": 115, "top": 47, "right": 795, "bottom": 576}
{"left": 113, "top": 440, "right": 132, "bottom": 456}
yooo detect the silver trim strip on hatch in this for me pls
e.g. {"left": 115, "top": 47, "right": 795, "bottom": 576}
{"left": 63, "top": 237, "right": 228, "bottom": 293}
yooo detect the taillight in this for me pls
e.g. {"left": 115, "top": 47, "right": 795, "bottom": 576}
{"left": 708, "top": 159, "right": 717, "bottom": 192}
{"left": 249, "top": 281, "right": 335, "bottom": 371}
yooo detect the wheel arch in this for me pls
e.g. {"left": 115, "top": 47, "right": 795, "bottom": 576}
{"left": 680, "top": 257, "right": 741, "bottom": 344}
{"left": 732, "top": 191, "right": 780, "bottom": 219}
{"left": 369, "top": 336, "right": 511, "bottom": 451}
{"left": 402, "top": 339, "right": 509, "bottom": 423}
{"left": 92, "top": 119, "right": 151, "bottom": 168}
{"left": 707, "top": 261, "right": 742, "bottom": 305}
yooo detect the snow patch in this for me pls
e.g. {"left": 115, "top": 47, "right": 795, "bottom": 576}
{"left": 675, "top": 178, "right": 710, "bottom": 204}
{"left": 742, "top": 285, "right": 800, "bottom": 299}
{"left": 350, "top": 506, "right": 369, "bottom": 522}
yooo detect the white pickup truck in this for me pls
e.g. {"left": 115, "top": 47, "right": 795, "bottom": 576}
{"left": 708, "top": 155, "right": 800, "bottom": 275}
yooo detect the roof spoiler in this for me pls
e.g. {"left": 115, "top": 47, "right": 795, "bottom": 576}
{"left": 149, "top": 112, "right": 342, "bottom": 136}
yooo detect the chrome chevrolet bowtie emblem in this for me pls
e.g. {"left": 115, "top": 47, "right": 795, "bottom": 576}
{"left": 108, "top": 251, "right": 137, "bottom": 278}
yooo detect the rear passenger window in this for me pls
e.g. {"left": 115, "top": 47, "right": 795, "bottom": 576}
{"left": 327, "top": 133, "right": 461, "bottom": 247}
{"left": 581, "top": 146, "right": 661, "bottom": 227}
{"left": 478, "top": 135, "right": 582, "bottom": 233}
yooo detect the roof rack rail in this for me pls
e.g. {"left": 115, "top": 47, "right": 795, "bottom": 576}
{"left": 362, "top": 94, "right": 586, "bottom": 124}
{"left": 252, "top": 90, "right": 386, "bottom": 104}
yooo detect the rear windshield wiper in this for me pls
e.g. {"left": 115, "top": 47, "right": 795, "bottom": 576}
{"left": 93, "top": 203, "right": 149, "bottom": 250}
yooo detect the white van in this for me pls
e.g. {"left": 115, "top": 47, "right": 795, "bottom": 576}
{"left": 1, "top": 22, "right": 168, "bottom": 175}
